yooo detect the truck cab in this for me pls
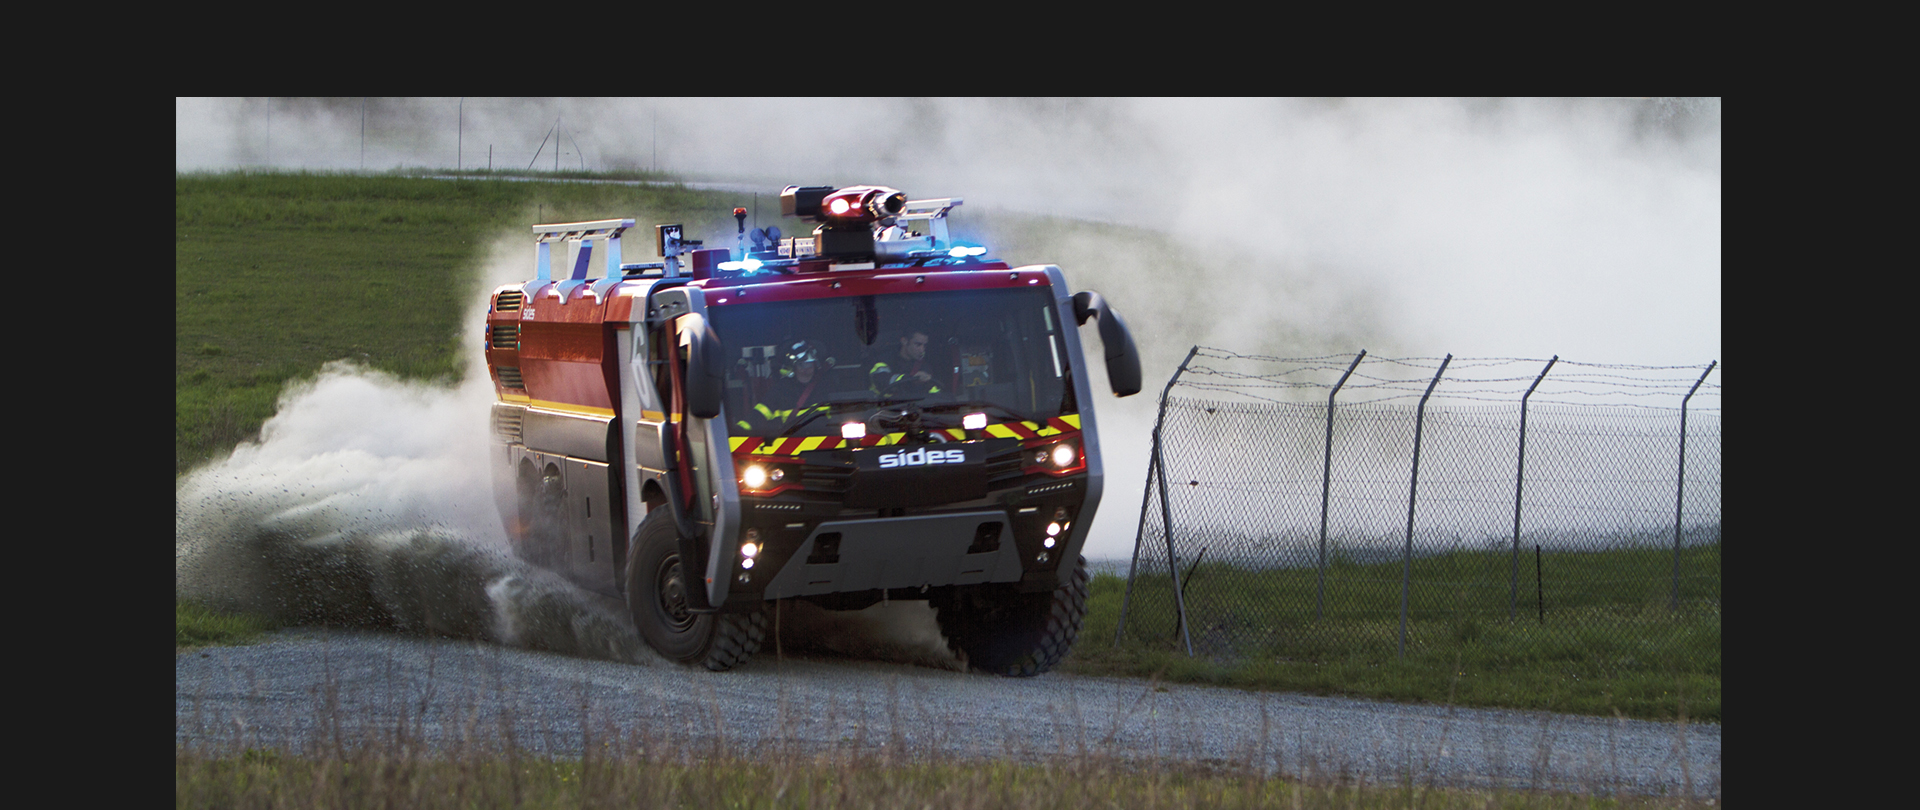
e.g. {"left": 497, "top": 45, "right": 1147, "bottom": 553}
{"left": 484, "top": 185, "right": 1140, "bottom": 674}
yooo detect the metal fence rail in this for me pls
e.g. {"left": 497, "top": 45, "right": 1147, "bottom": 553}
{"left": 1116, "top": 348, "right": 1721, "bottom": 675}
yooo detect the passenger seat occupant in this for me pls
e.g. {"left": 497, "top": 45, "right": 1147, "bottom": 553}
{"left": 869, "top": 329, "right": 942, "bottom": 398}
{"left": 738, "top": 340, "right": 833, "bottom": 432}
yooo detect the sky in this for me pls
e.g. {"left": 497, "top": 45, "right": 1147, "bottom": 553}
{"left": 176, "top": 97, "right": 1721, "bottom": 562}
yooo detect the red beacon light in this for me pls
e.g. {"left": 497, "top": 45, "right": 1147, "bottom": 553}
{"left": 818, "top": 186, "right": 907, "bottom": 224}
{"left": 776, "top": 184, "right": 970, "bottom": 262}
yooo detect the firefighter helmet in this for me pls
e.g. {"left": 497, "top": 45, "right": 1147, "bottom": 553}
{"left": 782, "top": 340, "right": 832, "bottom": 374}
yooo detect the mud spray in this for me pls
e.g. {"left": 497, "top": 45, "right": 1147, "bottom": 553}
{"left": 173, "top": 234, "right": 959, "bottom": 670}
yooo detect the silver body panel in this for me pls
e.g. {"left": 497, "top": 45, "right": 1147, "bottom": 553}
{"left": 521, "top": 408, "right": 612, "bottom": 462}
{"left": 761, "top": 511, "right": 1025, "bottom": 598}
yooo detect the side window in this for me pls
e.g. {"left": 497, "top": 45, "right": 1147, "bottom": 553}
{"left": 650, "top": 326, "right": 674, "bottom": 415}
{"left": 629, "top": 326, "right": 665, "bottom": 414}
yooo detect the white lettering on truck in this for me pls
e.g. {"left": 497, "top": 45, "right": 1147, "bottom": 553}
{"left": 877, "top": 447, "right": 968, "bottom": 468}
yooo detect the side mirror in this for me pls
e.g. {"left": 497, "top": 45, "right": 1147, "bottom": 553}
{"left": 1072, "top": 291, "right": 1143, "bottom": 397}
{"left": 682, "top": 313, "right": 727, "bottom": 419}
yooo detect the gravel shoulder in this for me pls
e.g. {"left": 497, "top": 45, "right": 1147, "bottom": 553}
{"left": 176, "top": 621, "right": 1720, "bottom": 798}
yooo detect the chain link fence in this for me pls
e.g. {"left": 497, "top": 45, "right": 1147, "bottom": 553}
{"left": 1115, "top": 348, "right": 1720, "bottom": 676}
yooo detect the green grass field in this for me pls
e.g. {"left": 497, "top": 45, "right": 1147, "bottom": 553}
{"left": 176, "top": 599, "right": 276, "bottom": 652}
{"left": 176, "top": 170, "right": 1719, "bottom": 723}
{"left": 1068, "top": 543, "right": 1720, "bottom": 722}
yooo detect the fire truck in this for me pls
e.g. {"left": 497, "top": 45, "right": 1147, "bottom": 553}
{"left": 484, "top": 184, "right": 1141, "bottom": 675}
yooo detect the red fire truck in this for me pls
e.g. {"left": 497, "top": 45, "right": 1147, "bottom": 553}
{"left": 484, "top": 185, "right": 1140, "bottom": 675}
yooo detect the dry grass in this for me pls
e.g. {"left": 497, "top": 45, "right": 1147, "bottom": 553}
{"left": 176, "top": 746, "right": 1720, "bottom": 809}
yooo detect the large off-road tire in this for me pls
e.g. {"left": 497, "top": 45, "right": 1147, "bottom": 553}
{"left": 625, "top": 507, "right": 767, "bottom": 671}
{"left": 933, "top": 556, "right": 1089, "bottom": 677}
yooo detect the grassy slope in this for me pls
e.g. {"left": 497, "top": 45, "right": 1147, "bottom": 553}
{"left": 175, "top": 171, "right": 1718, "bottom": 722}
{"left": 175, "top": 171, "right": 745, "bottom": 474}
{"left": 176, "top": 600, "right": 276, "bottom": 653}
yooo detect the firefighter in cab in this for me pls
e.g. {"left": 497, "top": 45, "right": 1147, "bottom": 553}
{"left": 870, "top": 329, "right": 943, "bottom": 399}
{"left": 739, "top": 340, "right": 833, "bottom": 432}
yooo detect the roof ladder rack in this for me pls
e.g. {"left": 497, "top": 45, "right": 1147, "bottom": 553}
{"left": 895, "top": 198, "right": 963, "bottom": 248}
{"left": 527, "top": 218, "right": 636, "bottom": 303}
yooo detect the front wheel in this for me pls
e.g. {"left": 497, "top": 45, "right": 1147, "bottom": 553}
{"left": 625, "top": 507, "right": 767, "bottom": 671}
{"left": 933, "top": 556, "right": 1089, "bottom": 677}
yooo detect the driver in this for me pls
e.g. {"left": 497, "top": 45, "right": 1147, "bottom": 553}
{"left": 869, "top": 329, "right": 943, "bottom": 399}
{"left": 736, "top": 340, "right": 833, "bottom": 433}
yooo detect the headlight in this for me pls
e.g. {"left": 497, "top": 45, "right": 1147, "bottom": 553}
{"left": 742, "top": 464, "right": 769, "bottom": 489}
{"left": 1051, "top": 443, "right": 1077, "bottom": 468}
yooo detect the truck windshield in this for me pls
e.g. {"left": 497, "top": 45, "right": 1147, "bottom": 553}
{"left": 708, "top": 286, "right": 1075, "bottom": 438}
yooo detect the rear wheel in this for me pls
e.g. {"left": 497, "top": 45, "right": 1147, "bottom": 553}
{"left": 625, "top": 507, "right": 766, "bottom": 671}
{"left": 933, "top": 556, "right": 1089, "bottom": 677}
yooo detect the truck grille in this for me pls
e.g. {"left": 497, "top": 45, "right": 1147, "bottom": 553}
{"left": 1026, "top": 479, "right": 1078, "bottom": 497}
{"left": 792, "top": 446, "right": 1030, "bottom": 497}
{"left": 489, "top": 324, "right": 520, "bottom": 350}
{"left": 495, "top": 291, "right": 524, "bottom": 311}
{"left": 496, "top": 366, "right": 525, "bottom": 389}
{"left": 986, "top": 447, "right": 1026, "bottom": 485}
{"left": 801, "top": 464, "right": 854, "bottom": 494}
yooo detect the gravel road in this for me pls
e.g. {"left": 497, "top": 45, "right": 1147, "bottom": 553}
{"left": 176, "top": 606, "right": 1720, "bottom": 799}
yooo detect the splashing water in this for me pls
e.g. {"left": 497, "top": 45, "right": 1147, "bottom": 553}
{"left": 174, "top": 359, "right": 647, "bottom": 664}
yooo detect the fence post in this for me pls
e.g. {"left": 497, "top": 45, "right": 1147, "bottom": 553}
{"left": 1117, "top": 346, "right": 1199, "bottom": 653}
{"left": 1511, "top": 356, "right": 1556, "bottom": 620}
{"left": 1672, "top": 361, "right": 1716, "bottom": 611}
{"left": 1317, "top": 350, "right": 1366, "bottom": 621}
{"left": 1401, "top": 354, "right": 1450, "bottom": 659}
{"left": 1159, "top": 348, "right": 1200, "bottom": 656}
{"left": 1115, "top": 452, "right": 1158, "bottom": 645}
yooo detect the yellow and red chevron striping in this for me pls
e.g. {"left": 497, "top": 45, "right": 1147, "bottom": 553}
{"left": 728, "top": 415, "right": 1081, "bottom": 460}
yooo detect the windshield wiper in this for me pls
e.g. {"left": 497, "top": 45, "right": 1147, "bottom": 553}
{"left": 776, "top": 408, "right": 833, "bottom": 438}
{"left": 775, "top": 395, "right": 927, "bottom": 438}
{"left": 921, "top": 401, "right": 1046, "bottom": 427}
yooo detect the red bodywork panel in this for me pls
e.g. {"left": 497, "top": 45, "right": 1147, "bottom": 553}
{"left": 487, "top": 283, "right": 618, "bottom": 413}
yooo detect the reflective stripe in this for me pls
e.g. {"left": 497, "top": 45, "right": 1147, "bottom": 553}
{"left": 529, "top": 399, "right": 616, "bottom": 418}
{"left": 868, "top": 360, "right": 942, "bottom": 394}
{"left": 727, "top": 414, "right": 1083, "bottom": 459}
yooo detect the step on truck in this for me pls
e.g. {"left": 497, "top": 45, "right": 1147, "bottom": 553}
{"left": 485, "top": 184, "right": 1141, "bottom": 674}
